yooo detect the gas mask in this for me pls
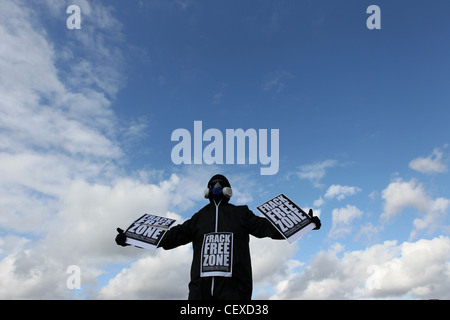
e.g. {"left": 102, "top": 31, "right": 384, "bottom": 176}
{"left": 204, "top": 175, "right": 233, "bottom": 202}
{"left": 211, "top": 182, "right": 224, "bottom": 202}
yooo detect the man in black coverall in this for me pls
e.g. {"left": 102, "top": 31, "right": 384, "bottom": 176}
{"left": 115, "top": 174, "right": 321, "bottom": 300}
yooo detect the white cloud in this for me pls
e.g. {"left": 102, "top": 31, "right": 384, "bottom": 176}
{"left": 313, "top": 196, "right": 324, "bottom": 207}
{"left": 0, "top": 0, "right": 124, "bottom": 237}
{"left": 97, "top": 246, "right": 192, "bottom": 300}
{"left": 329, "top": 205, "right": 363, "bottom": 239}
{"left": 0, "top": 170, "right": 206, "bottom": 299}
{"left": 409, "top": 147, "right": 448, "bottom": 174}
{"left": 324, "top": 184, "right": 361, "bottom": 201}
{"left": 381, "top": 178, "right": 450, "bottom": 239}
{"left": 332, "top": 205, "right": 363, "bottom": 226}
{"left": 380, "top": 179, "right": 430, "bottom": 222}
{"left": 271, "top": 236, "right": 450, "bottom": 300}
{"left": 355, "top": 223, "right": 381, "bottom": 243}
{"left": 250, "top": 239, "right": 300, "bottom": 289}
{"left": 0, "top": 1, "right": 122, "bottom": 160}
{"left": 410, "top": 197, "right": 450, "bottom": 240}
{"left": 296, "top": 159, "right": 338, "bottom": 188}
{"left": 0, "top": 0, "right": 187, "bottom": 299}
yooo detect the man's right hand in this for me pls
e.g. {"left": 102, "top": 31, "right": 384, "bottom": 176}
{"left": 308, "top": 209, "right": 321, "bottom": 230}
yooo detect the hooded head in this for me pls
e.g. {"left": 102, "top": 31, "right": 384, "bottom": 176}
{"left": 204, "top": 174, "right": 232, "bottom": 203}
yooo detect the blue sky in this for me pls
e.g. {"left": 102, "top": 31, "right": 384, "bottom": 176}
{"left": 0, "top": 0, "right": 449, "bottom": 299}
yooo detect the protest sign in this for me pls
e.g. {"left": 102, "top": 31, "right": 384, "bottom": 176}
{"left": 124, "top": 214, "right": 177, "bottom": 250}
{"left": 256, "top": 194, "right": 316, "bottom": 243}
{"left": 200, "top": 232, "right": 233, "bottom": 277}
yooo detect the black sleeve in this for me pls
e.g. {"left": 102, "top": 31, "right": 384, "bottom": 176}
{"left": 244, "top": 206, "right": 284, "bottom": 240}
{"left": 158, "top": 216, "right": 195, "bottom": 250}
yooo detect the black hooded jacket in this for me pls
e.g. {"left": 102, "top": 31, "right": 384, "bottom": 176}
{"left": 158, "top": 200, "right": 283, "bottom": 300}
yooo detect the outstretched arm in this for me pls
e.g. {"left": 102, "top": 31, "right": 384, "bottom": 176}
{"left": 157, "top": 217, "right": 196, "bottom": 250}
{"left": 244, "top": 207, "right": 284, "bottom": 240}
{"left": 246, "top": 207, "right": 321, "bottom": 240}
{"left": 114, "top": 217, "right": 195, "bottom": 250}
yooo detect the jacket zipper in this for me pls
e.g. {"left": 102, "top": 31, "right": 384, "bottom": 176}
{"left": 211, "top": 199, "right": 222, "bottom": 297}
